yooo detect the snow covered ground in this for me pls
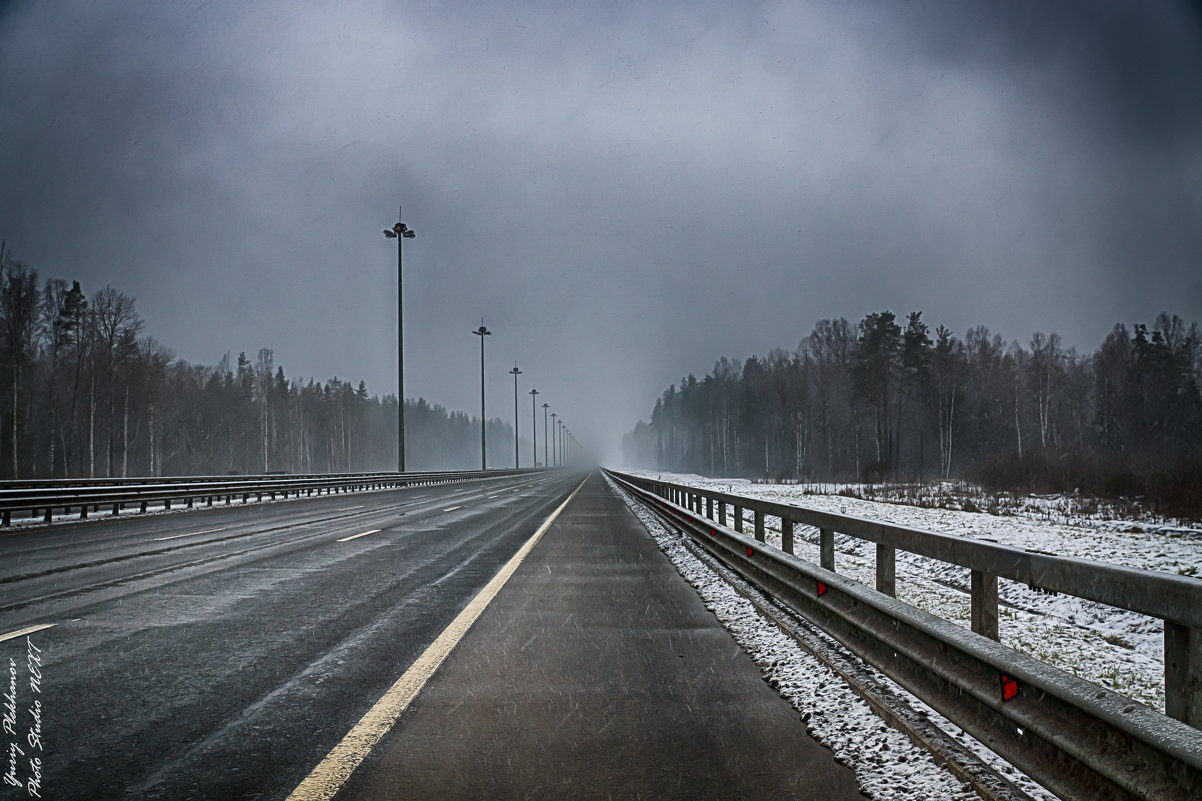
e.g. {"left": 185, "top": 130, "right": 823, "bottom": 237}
{"left": 624, "top": 470, "right": 1202, "bottom": 714}
{"left": 609, "top": 473, "right": 1058, "bottom": 801}
{"left": 786, "top": 479, "right": 1202, "bottom": 537}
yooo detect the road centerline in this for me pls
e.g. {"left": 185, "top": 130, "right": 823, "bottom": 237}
{"left": 441, "top": 506, "right": 463, "bottom": 512}
{"left": 285, "top": 477, "right": 587, "bottom": 801}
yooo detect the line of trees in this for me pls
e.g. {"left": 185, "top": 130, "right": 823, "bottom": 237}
{"left": 624, "top": 310, "right": 1202, "bottom": 514}
{"left": 0, "top": 246, "right": 528, "bottom": 478}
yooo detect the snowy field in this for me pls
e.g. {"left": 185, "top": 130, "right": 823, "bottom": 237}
{"left": 624, "top": 470, "right": 1202, "bottom": 714}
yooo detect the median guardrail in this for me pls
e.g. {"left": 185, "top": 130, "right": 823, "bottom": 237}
{"left": 1, "top": 469, "right": 540, "bottom": 526}
{"left": 606, "top": 469, "right": 1201, "bottom": 801}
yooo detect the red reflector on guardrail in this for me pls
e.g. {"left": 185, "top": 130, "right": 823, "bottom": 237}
{"left": 747, "top": 547, "right": 754, "bottom": 556}
{"left": 710, "top": 528, "right": 716, "bottom": 536}
{"left": 817, "top": 581, "right": 827, "bottom": 597}
{"left": 1001, "top": 675, "right": 1020, "bottom": 701}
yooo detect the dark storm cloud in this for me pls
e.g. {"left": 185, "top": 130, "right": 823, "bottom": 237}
{"left": 2, "top": 1, "right": 1200, "bottom": 462}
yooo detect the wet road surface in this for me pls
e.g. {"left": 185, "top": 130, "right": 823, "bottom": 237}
{"left": 335, "top": 473, "right": 866, "bottom": 801}
{"left": 0, "top": 470, "right": 581, "bottom": 800}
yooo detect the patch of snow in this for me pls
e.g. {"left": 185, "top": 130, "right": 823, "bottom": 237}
{"left": 623, "top": 470, "right": 1202, "bottom": 713}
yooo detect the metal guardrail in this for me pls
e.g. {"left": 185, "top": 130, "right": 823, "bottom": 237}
{"left": 606, "top": 469, "right": 1202, "bottom": 801}
{"left": 0, "top": 469, "right": 539, "bottom": 526}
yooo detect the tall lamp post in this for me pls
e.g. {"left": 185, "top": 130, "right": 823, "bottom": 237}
{"left": 550, "top": 413, "right": 558, "bottom": 467}
{"left": 382, "top": 211, "right": 416, "bottom": 472}
{"left": 473, "top": 322, "right": 491, "bottom": 470}
{"left": 509, "top": 364, "right": 522, "bottom": 469}
{"left": 529, "top": 389, "right": 540, "bottom": 467}
{"left": 541, "top": 402, "right": 550, "bottom": 468}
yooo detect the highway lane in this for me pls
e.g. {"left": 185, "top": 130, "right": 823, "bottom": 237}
{"left": 0, "top": 470, "right": 583, "bottom": 800}
{"left": 333, "top": 473, "right": 867, "bottom": 800}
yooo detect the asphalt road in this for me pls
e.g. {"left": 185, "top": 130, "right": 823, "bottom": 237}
{"left": 0, "top": 470, "right": 583, "bottom": 800}
{"left": 337, "top": 473, "right": 866, "bottom": 801}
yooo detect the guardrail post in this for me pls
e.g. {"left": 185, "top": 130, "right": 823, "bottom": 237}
{"left": 42, "top": 508, "right": 51, "bottom": 524}
{"left": 111, "top": 503, "right": 120, "bottom": 516}
{"left": 705, "top": 496, "right": 713, "bottom": 519}
{"left": 754, "top": 510, "right": 765, "bottom": 542}
{"left": 876, "top": 544, "right": 896, "bottom": 596}
{"left": 1165, "top": 621, "right": 1202, "bottom": 727}
{"left": 79, "top": 505, "right": 87, "bottom": 520}
{"left": 781, "top": 517, "right": 794, "bottom": 553}
{"left": 718, "top": 501, "right": 727, "bottom": 526}
{"left": 733, "top": 505, "right": 743, "bottom": 533}
{"left": 2, "top": 510, "right": 9, "bottom": 526}
{"left": 970, "top": 570, "right": 999, "bottom": 640}
{"left": 820, "top": 528, "right": 834, "bottom": 570}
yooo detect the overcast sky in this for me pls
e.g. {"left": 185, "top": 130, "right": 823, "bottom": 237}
{"left": 2, "top": 0, "right": 1200, "bottom": 463}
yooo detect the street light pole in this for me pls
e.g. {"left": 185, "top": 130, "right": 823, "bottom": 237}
{"left": 509, "top": 364, "right": 522, "bottom": 469}
{"left": 550, "top": 413, "right": 558, "bottom": 467}
{"left": 541, "top": 403, "right": 549, "bottom": 468}
{"left": 382, "top": 210, "right": 415, "bottom": 473}
{"left": 473, "top": 322, "right": 491, "bottom": 470}
{"left": 529, "top": 389, "right": 539, "bottom": 467}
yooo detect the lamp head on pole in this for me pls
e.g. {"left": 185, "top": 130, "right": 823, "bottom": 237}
{"left": 510, "top": 365, "right": 522, "bottom": 377}
{"left": 473, "top": 325, "right": 491, "bottom": 337}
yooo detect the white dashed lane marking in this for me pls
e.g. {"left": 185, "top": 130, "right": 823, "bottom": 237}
{"left": 336, "top": 529, "right": 381, "bottom": 543}
{"left": 154, "top": 527, "right": 226, "bottom": 542}
{"left": 0, "top": 623, "right": 56, "bottom": 643}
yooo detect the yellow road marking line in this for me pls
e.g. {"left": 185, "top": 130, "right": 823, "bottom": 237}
{"left": 154, "top": 527, "right": 226, "bottom": 542}
{"left": 336, "top": 529, "right": 381, "bottom": 543}
{"left": 442, "top": 506, "right": 462, "bottom": 512}
{"left": 285, "top": 477, "right": 587, "bottom": 801}
{"left": 0, "top": 623, "right": 56, "bottom": 644}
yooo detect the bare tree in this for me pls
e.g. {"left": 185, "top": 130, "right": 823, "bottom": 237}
{"left": 1, "top": 255, "right": 40, "bottom": 478}
{"left": 91, "top": 287, "right": 144, "bottom": 476}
